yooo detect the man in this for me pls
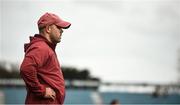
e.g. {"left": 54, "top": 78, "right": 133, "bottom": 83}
{"left": 20, "top": 12, "right": 71, "bottom": 104}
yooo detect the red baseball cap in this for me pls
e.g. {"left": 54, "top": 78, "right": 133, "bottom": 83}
{"left": 38, "top": 12, "right": 71, "bottom": 29}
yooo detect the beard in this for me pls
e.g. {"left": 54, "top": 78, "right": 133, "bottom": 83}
{"left": 50, "top": 33, "right": 61, "bottom": 44}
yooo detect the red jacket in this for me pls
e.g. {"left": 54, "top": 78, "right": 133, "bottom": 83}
{"left": 20, "top": 34, "right": 65, "bottom": 104}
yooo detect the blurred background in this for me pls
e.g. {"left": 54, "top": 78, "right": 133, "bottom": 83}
{"left": 0, "top": 0, "right": 180, "bottom": 104}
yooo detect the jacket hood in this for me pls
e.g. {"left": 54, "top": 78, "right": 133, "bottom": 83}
{"left": 24, "top": 34, "right": 56, "bottom": 53}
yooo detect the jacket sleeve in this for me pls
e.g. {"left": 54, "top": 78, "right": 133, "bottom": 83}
{"left": 20, "top": 47, "right": 48, "bottom": 97}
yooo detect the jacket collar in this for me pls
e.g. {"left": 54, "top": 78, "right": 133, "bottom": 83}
{"left": 34, "top": 34, "right": 57, "bottom": 51}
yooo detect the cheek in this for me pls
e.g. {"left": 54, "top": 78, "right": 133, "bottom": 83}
{"left": 53, "top": 29, "right": 60, "bottom": 36}
{"left": 56, "top": 30, "right": 61, "bottom": 37}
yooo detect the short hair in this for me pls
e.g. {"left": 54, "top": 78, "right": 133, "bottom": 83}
{"left": 38, "top": 26, "right": 45, "bottom": 33}
{"left": 110, "top": 99, "right": 119, "bottom": 105}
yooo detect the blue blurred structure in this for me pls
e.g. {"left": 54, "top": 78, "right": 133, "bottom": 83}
{"left": 0, "top": 79, "right": 180, "bottom": 104}
{"left": 101, "top": 92, "right": 180, "bottom": 104}
{"left": 65, "top": 89, "right": 95, "bottom": 104}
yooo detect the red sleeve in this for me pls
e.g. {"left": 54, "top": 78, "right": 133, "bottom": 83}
{"left": 20, "top": 47, "right": 48, "bottom": 97}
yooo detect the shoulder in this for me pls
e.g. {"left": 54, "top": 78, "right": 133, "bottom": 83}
{"left": 25, "top": 41, "right": 51, "bottom": 56}
{"left": 25, "top": 41, "right": 52, "bottom": 66}
{"left": 33, "top": 41, "right": 50, "bottom": 50}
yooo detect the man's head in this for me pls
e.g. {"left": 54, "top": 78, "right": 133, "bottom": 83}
{"left": 37, "top": 12, "right": 71, "bottom": 44}
{"left": 110, "top": 99, "right": 120, "bottom": 105}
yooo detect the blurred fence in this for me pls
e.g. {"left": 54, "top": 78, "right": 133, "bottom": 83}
{"left": 0, "top": 79, "right": 180, "bottom": 104}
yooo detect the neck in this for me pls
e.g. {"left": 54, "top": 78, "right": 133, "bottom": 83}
{"left": 40, "top": 32, "right": 53, "bottom": 44}
{"left": 36, "top": 33, "right": 57, "bottom": 51}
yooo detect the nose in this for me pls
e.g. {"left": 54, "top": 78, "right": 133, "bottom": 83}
{"left": 60, "top": 29, "right": 63, "bottom": 33}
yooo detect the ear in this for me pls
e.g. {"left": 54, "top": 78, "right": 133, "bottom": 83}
{"left": 45, "top": 25, "right": 51, "bottom": 33}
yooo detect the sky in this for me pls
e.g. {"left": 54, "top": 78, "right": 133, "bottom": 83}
{"left": 0, "top": 0, "right": 180, "bottom": 84}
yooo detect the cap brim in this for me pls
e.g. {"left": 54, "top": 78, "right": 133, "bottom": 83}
{"left": 56, "top": 21, "right": 71, "bottom": 29}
